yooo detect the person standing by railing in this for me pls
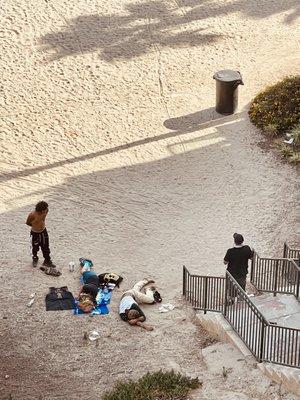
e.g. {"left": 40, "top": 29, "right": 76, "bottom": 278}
{"left": 223, "top": 233, "right": 254, "bottom": 292}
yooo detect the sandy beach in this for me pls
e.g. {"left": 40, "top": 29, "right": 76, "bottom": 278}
{"left": 0, "top": 0, "right": 299, "bottom": 398}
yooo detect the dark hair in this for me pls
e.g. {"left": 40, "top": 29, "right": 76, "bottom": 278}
{"left": 127, "top": 309, "right": 140, "bottom": 320}
{"left": 35, "top": 201, "right": 49, "bottom": 212}
{"left": 233, "top": 233, "right": 244, "bottom": 245}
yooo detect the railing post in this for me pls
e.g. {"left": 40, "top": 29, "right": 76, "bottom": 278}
{"left": 250, "top": 252, "right": 255, "bottom": 283}
{"left": 224, "top": 274, "right": 228, "bottom": 317}
{"left": 283, "top": 242, "right": 287, "bottom": 258}
{"left": 296, "top": 269, "right": 300, "bottom": 300}
{"left": 273, "top": 259, "right": 279, "bottom": 297}
{"left": 259, "top": 321, "right": 266, "bottom": 362}
{"left": 203, "top": 276, "right": 208, "bottom": 314}
{"left": 183, "top": 266, "right": 186, "bottom": 297}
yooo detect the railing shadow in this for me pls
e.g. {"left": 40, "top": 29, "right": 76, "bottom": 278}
{"left": 0, "top": 107, "right": 241, "bottom": 184}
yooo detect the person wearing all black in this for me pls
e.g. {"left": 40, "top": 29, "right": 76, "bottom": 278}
{"left": 224, "top": 233, "right": 254, "bottom": 292}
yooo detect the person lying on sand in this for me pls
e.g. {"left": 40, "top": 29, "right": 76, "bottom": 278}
{"left": 77, "top": 292, "right": 95, "bottom": 314}
{"left": 119, "top": 278, "right": 162, "bottom": 331}
{"left": 77, "top": 259, "right": 123, "bottom": 314}
{"left": 77, "top": 258, "right": 99, "bottom": 313}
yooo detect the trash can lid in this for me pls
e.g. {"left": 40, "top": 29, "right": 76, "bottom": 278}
{"left": 213, "top": 69, "right": 242, "bottom": 82}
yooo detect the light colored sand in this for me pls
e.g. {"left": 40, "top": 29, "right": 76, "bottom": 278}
{"left": 0, "top": 0, "right": 299, "bottom": 398}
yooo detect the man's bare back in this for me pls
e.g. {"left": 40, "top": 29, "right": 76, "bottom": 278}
{"left": 26, "top": 209, "right": 48, "bottom": 232}
{"left": 26, "top": 201, "right": 58, "bottom": 271}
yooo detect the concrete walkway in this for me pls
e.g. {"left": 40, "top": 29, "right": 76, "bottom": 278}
{"left": 251, "top": 293, "right": 300, "bottom": 329}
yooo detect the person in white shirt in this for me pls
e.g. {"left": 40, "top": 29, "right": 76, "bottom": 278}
{"left": 119, "top": 278, "right": 160, "bottom": 331}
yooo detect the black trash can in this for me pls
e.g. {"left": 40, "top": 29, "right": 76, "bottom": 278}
{"left": 213, "top": 70, "right": 243, "bottom": 115}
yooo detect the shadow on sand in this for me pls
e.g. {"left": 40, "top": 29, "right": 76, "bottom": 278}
{"left": 39, "top": 0, "right": 299, "bottom": 62}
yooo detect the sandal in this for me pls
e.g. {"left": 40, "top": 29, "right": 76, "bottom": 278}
{"left": 40, "top": 266, "right": 61, "bottom": 277}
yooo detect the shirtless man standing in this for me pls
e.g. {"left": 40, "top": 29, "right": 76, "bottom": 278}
{"left": 26, "top": 201, "right": 59, "bottom": 275}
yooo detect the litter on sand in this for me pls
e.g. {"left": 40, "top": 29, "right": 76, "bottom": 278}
{"left": 88, "top": 330, "right": 100, "bottom": 341}
{"left": 27, "top": 293, "right": 36, "bottom": 307}
{"left": 27, "top": 299, "right": 35, "bottom": 307}
{"left": 68, "top": 261, "right": 75, "bottom": 272}
{"left": 158, "top": 303, "right": 175, "bottom": 313}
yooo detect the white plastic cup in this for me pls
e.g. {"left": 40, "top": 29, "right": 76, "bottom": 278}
{"left": 69, "top": 261, "right": 75, "bottom": 272}
{"left": 88, "top": 330, "right": 100, "bottom": 341}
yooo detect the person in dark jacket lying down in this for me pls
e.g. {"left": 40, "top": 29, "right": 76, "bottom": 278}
{"left": 78, "top": 258, "right": 99, "bottom": 313}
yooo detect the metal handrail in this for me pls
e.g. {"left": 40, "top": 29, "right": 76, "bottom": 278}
{"left": 225, "top": 271, "right": 268, "bottom": 323}
{"left": 225, "top": 271, "right": 269, "bottom": 362}
{"left": 183, "top": 265, "right": 300, "bottom": 368}
{"left": 283, "top": 242, "right": 300, "bottom": 260}
{"left": 183, "top": 266, "right": 225, "bottom": 313}
{"left": 290, "top": 258, "right": 300, "bottom": 272}
{"left": 253, "top": 255, "right": 300, "bottom": 272}
{"left": 250, "top": 249, "right": 300, "bottom": 300}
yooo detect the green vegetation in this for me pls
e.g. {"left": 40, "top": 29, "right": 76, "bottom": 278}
{"left": 279, "top": 144, "right": 293, "bottom": 159}
{"left": 289, "top": 151, "right": 300, "bottom": 164}
{"left": 278, "top": 124, "right": 300, "bottom": 163}
{"left": 291, "top": 124, "right": 300, "bottom": 146}
{"left": 249, "top": 76, "right": 300, "bottom": 164}
{"left": 263, "top": 124, "right": 278, "bottom": 137}
{"left": 102, "top": 370, "right": 202, "bottom": 400}
{"left": 249, "top": 76, "right": 300, "bottom": 133}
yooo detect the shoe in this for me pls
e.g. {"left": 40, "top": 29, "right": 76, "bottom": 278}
{"left": 32, "top": 256, "right": 38, "bottom": 267}
{"left": 43, "top": 260, "right": 57, "bottom": 268}
{"left": 40, "top": 265, "right": 61, "bottom": 276}
{"left": 153, "top": 290, "right": 162, "bottom": 303}
{"left": 79, "top": 258, "right": 93, "bottom": 268}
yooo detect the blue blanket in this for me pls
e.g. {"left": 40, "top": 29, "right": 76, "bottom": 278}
{"left": 73, "top": 288, "right": 112, "bottom": 316}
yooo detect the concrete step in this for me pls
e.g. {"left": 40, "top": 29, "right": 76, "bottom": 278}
{"left": 257, "top": 363, "right": 300, "bottom": 396}
{"left": 196, "top": 310, "right": 300, "bottom": 396}
{"left": 196, "top": 311, "right": 254, "bottom": 362}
